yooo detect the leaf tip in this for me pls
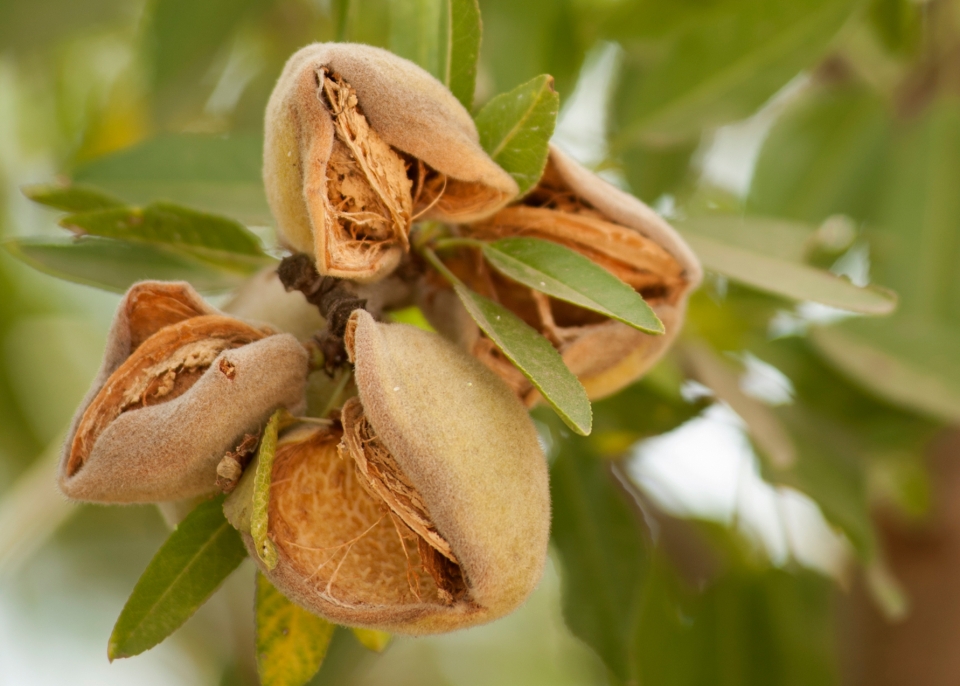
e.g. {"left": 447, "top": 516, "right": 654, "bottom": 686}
{"left": 19, "top": 183, "right": 44, "bottom": 201}
{"left": 106, "top": 637, "right": 123, "bottom": 662}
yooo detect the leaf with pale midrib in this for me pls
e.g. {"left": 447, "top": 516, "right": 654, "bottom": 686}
{"left": 21, "top": 183, "right": 122, "bottom": 213}
{"left": 482, "top": 237, "right": 664, "bottom": 334}
{"left": 60, "top": 202, "right": 267, "bottom": 257}
{"left": 454, "top": 284, "right": 591, "bottom": 435}
{"left": 683, "top": 232, "right": 897, "bottom": 315}
{"left": 2, "top": 236, "right": 261, "bottom": 294}
{"left": 445, "top": 0, "right": 482, "bottom": 109}
{"left": 474, "top": 74, "right": 559, "bottom": 194}
{"left": 108, "top": 495, "right": 247, "bottom": 660}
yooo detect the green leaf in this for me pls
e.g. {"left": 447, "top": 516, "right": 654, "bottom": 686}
{"left": 748, "top": 85, "right": 892, "bottom": 224}
{"left": 445, "top": 0, "right": 482, "bottom": 109}
{"left": 0, "top": 0, "right": 127, "bottom": 53}
{"left": 774, "top": 407, "right": 876, "bottom": 559}
{"left": 549, "top": 432, "right": 648, "bottom": 683}
{"left": 614, "top": 0, "right": 859, "bottom": 145}
{"left": 21, "top": 183, "right": 123, "bottom": 212}
{"left": 866, "top": 99, "right": 960, "bottom": 320}
{"left": 632, "top": 558, "right": 840, "bottom": 686}
{"left": 454, "top": 284, "right": 591, "bottom": 435}
{"left": 868, "top": 0, "right": 922, "bottom": 55}
{"left": 143, "top": 0, "right": 261, "bottom": 122}
{"left": 682, "top": 232, "right": 898, "bottom": 315}
{"left": 621, "top": 138, "right": 699, "bottom": 203}
{"left": 60, "top": 202, "right": 269, "bottom": 259}
{"left": 108, "top": 495, "right": 247, "bottom": 660}
{"left": 677, "top": 215, "right": 821, "bottom": 262}
{"left": 251, "top": 410, "right": 282, "bottom": 570}
{"left": 482, "top": 237, "right": 664, "bottom": 334}
{"left": 3, "top": 236, "right": 260, "bottom": 293}
{"left": 812, "top": 323, "right": 960, "bottom": 425}
{"left": 683, "top": 341, "right": 796, "bottom": 469}
{"left": 350, "top": 628, "right": 392, "bottom": 652}
{"left": 748, "top": 336, "right": 888, "bottom": 558}
{"left": 73, "top": 134, "right": 270, "bottom": 224}
{"left": 334, "top": 0, "right": 351, "bottom": 40}
{"left": 474, "top": 74, "right": 559, "bottom": 194}
{"left": 804, "top": 100, "right": 960, "bottom": 420}
{"left": 389, "top": 0, "right": 445, "bottom": 78}
{"left": 256, "top": 572, "right": 335, "bottom": 686}
{"left": 388, "top": 306, "right": 437, "bottom": 332}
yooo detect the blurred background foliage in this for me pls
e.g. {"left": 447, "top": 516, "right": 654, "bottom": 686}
{"left": 2, "top": 0, "right": 960, "bottom": 683}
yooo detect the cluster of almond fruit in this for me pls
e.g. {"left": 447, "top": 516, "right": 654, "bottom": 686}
{"left": 58, "top": 43, "right": 700, "bottom": 634}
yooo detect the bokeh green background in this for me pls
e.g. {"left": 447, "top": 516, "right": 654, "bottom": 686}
{"left": 2, "top": 0, "right": 959, "bottom": 683}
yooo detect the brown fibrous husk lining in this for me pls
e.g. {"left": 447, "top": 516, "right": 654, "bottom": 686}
{"left": 269, "top": 425, "right": 466, "bottom": 609}
{"left": 67, "top": 315, "right": 267, "bottom": 476}
{"left": 459, "top": 163, "right": 685, "bottom": 335}
{"left": 317, "top": 70, "right": 413, "bottom": 276}
{"left": 340, "top": 397, "right": 466, "bottom": 602}
{"left": 444, "top": 161, "right": 690, "bottom": 400}
{"left": 124, "top": 283, "right": 213, "bottom": 351}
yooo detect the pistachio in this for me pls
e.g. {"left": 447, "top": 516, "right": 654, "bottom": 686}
{"left": 264, "top": 43, "right": 518, "bottom": 283}
{"left": 59, "top": 281, "right": 309, "bottom": 504}
{"left": 421, "top": 144, "right": 702, "bottom": 402}
{"left": 243, "top": 310, "right": 549, "bottom": 634}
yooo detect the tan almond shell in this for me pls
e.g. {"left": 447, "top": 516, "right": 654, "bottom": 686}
{"left": 250, "top": 310, "right": 550, "bottom": 634}
{"left": 264, "top": 42, "right": 519, "bottom": 282}
{"left": 422, "top": 145, "right": 701, "bottom": 402}
{"left": 58, "top": 281, "right": 309, "bottom": 504}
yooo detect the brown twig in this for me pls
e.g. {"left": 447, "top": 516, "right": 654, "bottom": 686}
{"left": 277, "top": 253, "right": 367, "bottom": 373}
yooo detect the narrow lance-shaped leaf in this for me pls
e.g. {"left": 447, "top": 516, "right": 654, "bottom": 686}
{"left": 474, "top": 74, "right": 559, "bottom": 194}
{"left": 108, "top": 495, "right": 247, "bottom": 660}
{"left": 21, "top": 183, "right": 123, "bottom": 212}
{"left": 482, "top": 237, "right": 664, "bottom": 334}
{"left": 73, "top": 133, "right": 270, "bottom": 224}
{"left": 252, "top": 410, "right": 282, "bottom": 569}
{"left": 389, "top": 0, "right": 445, "bottom": 78}
{"left": 334, "top": 0, "right": 350, "bottom": 40}
{"left": 613, "top": 0, "right": 859, "bottom": 145}
{"left": 683, "top": 232, "right": 898, "bottom": 315}
{"left": 812, "top": 324, "right": 960, "bottom": 426}
{"left": 144, "top": 0, "right": 261, "bottom": 125}
{"left": 256, "top": 572, "right": 335, "bottom": 686}
{"left": 444, "top": 0, "right": 482, "bottom": 110}
{"left": 549, "top": 429, "right": 648, "bottom": 683}
{"left": 454, "top": 283, "right": 592, "bottom": 435}
{"left": 60, "top": 202, "right": 269, "bottom": 259}
{"left": 682, "top": 341, "right": 795, "bottom": 468}
{"left": 351, "top": 627, "right": 393, "bottom": 652}
{"left": 2, "top": 236, "right": 257, "bottom": 294}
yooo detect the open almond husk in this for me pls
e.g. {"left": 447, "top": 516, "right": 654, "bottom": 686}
{"left": 420, "top": 144, "right": 703, "bottom": 403}
{"left": 264, "top": 42, "right": 519, "bottom": 283}
{"left": 59, "top": 281, "right": 309, "bottom": 504}
{"left": 237, "top": 310, "right": 549, "bottom": 634}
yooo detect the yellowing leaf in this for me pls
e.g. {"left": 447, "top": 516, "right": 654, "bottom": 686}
{"left": 256, "top": 573, "right": 335, "bottom": 686}
{"left": 351, "top": 627, "right": 393, "bottom": 652}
